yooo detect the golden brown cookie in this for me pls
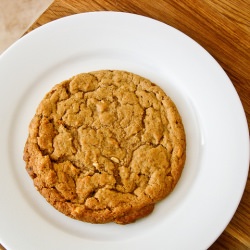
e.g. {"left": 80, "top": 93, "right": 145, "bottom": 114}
{"left": 23, "top": 70, "right": 186, "bottom": 224}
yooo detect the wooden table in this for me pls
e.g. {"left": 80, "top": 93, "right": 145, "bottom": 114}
{"left": 1, "top": 0, "right": 249, "bottom": 249}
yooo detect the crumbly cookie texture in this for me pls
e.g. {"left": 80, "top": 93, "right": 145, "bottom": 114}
{"left": 23, "top": 70, "right": 186, "bottom": 224}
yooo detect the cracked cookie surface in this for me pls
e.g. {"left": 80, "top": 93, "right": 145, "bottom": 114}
{"left": 23, "top": 70, "right": 186, "bottom": 224}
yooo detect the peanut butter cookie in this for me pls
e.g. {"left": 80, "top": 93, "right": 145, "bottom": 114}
{"left": 23, "top": 70, "right": 186, "bottom": 224}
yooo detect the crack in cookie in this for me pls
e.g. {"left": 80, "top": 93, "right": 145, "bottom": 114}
{"left": 24, "top": 70, "right": 186, "bottom": 224}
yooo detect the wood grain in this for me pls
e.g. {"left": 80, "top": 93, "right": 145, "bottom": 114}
{"left": 2, "top": 0, "right": 249, "bottom": 249}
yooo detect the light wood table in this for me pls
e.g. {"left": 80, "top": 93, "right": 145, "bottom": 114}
{"left": 1, "top": 0, "right": 249, "bottom": 249}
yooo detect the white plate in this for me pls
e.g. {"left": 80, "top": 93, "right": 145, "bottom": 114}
{"left": 0, "top": 12, "right": 249, "bottom": 250}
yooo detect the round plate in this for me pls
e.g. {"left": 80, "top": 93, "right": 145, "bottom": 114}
{"left": 0, "top": 12, "right": 249, "bottom": 250}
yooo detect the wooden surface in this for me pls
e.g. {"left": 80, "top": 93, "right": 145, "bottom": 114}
{"left": 2, "top": 0, "right": 249, "bottom": 249}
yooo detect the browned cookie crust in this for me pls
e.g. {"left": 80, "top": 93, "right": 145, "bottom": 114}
{"left": 24, "top": 70, "right": 186, "bottom": 224}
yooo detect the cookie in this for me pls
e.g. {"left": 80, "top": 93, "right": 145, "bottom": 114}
{"left": 23, "top": 70, "right": 186, "bottom": 224}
